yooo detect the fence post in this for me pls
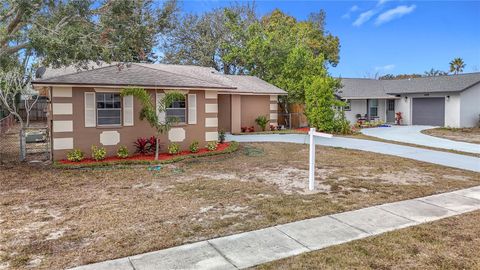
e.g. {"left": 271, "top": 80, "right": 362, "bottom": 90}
{"left": 308, "top": 128, "right": 316, "bottom": 191}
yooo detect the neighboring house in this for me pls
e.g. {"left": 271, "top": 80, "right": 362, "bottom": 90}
{"left": 338, "top": 73, "right": 480, "bottom": 127}
{"left": 32, "top": 63, "right": 285, "bottom": 160}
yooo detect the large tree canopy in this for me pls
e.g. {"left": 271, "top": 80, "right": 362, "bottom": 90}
{"left": 0, "top": 0, "right": 177, "bottom": 69}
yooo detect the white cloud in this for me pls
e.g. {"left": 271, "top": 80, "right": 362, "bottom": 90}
{"left": 375, "top": 64, "right": 396, "bottom": 71}
{"left": 353, "top": 10, "right": 377, "bottom": 26}
{"left": 377, "top": 0, "right": 390, "bottom": 6}
{"left": 342, "top": 5, "right": 359, "bottom": 19}
{"left": 375, "top": 5, "right": 416, "bottom": 26}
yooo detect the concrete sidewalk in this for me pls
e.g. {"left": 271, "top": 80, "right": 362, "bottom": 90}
{"left": 70, "top": 186, "right": 480, "bottom": 270}
{"left": 226, "top": 134, "right": 480, "bottom": 172}
{"left": 361, "top": 125, "right": 480, "bottom": 154}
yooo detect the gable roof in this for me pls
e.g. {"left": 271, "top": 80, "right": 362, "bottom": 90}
{"left": 338, "top": 73, "right": 480, "bottom": 99}
{"left": 33, "top": 63, "right": 287, "bottom": 95}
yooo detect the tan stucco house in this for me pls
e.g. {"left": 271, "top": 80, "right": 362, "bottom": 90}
{"left": 32, "top": 63, "right": 286, "bottom": 160}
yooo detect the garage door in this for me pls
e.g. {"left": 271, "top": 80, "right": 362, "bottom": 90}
{"left": 412, "top": 98, "right": 445, "bottom": 126}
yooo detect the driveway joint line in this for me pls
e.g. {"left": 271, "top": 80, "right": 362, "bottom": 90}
{"left": 127, "top": 257, "right": 137, "bottom": 270}
{"left": 206, "top": 240, "right": 239, "bottom": 269}
{"left": 273, "top": 226, "right": 312, "bottom": 251}
{"left": 327, "top": 215, "right": 371, "bottom": 235}
{"left": 449, "top": 191, "right": 480, "bottom": 202}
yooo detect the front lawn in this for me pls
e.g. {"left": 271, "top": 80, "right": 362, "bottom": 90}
{"left": 257, "top": 210, "right": 480, "bottom": 270}
{"left": 1, "top": 143, "right": 479, "bottom": 269}
{"left": 422, "top": 127, "right": 480, "bottom": 144}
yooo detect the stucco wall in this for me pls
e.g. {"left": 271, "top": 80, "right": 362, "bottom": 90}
{"left": 460, "top": 83, "right": 480, "bottom": 127}
{"left": 50, "top": 87, "right": 217, "bottom": 160}
{"left": 240, "top": 95, "right": 271, "bottom": 131}
{"left": 345, "top": 99, "right": 367, "bottom": 124}
{"left": 218, "top": 94, "right": 231, "bottom": 132}
{"left": 395, "top": 92, "right": 466, "bottom": 127}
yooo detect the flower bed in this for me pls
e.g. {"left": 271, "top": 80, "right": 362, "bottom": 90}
{"left": 55, "top": 142, "right": 238, "bottom": 168}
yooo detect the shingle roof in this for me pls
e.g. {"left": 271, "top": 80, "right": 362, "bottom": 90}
{"left": 338, "top": 78, "right": 390, "bottom": 99}
{"left": 33, "top": 63, "right": 233, "bottom": 89}
{"left": 338, "top": 73, "right": 480, "bottom": 98}
{"left": 383, "top": 73, "right": 480, "bottom": 94}
{"left": 33, "top": 63, "right": 287, "bottom": 94}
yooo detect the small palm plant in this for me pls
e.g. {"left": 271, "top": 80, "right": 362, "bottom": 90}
{"left": 121, "top": 88, "right": 184, "bottom": 160}
{"left": 449, "top": 58, "right": 465, "bottom": 75}
{"left": 255, "top": 115, "right": 270, "bottom": 131}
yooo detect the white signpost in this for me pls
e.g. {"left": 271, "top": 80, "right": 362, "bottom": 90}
{"left": 308, "top": 128, "right": 333, "bottom": 191}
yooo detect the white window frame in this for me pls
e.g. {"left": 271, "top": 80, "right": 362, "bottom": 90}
{"left": 96, "top": 92, "right": 122, "bottom": 126}
{"left": 344, "top": 100, "right": 351, "bottom": 111}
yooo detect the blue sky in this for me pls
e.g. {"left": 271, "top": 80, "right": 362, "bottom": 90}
{"left": 178, "top": 0, "right": 480, "bottom": 78}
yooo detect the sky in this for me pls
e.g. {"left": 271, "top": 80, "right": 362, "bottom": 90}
{"left": 178, "top": 0, "right": 480, "bottom": 78}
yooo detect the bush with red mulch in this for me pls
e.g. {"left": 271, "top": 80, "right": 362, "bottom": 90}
{"left": 55, "top": 142, "right": 238, "bottom": 168}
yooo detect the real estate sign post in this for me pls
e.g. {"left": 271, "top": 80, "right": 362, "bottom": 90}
{"left": 309, "top": 128, "right": 333, "bottom": 191}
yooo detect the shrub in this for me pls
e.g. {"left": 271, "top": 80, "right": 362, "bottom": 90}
{"left": 206, "top": 141, "right": 218, "bottom": 151}
{"left": 148, "top": 136, "right": 157, "bottom": 153}
{"left": 91, "top": 145, "right": 106, "bottom": 161}
{"left": 66, "top": 149, "right": 84, "bottom": 162}
{"left": 189, "top": 141, "right": 199, "bottom": 153}
{"left": 241, "top": 126, "right": 248, "bottom": 133}
{"left": 218, "top": 130, "right": 226, "bottom": 143}
{"left": 248, "top": 126, "right": 255, "bottom": 132}
{"left": 168, "top": 143, "right": 180, "bottom": 155}
{"left": 134, "top": 137, "right": 149, "bottom": 154}
{"left": 117, "top": 146, "right": 129, "bottom": 158}
{"left": 255, "top": 115, "right": 270, "bottom": 131}
{"left": 269, "top": 124, "right": 276, "bottom": 131}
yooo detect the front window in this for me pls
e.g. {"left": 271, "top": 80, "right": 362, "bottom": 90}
{"left": 343, "top": 100, "right": 351, "bottom": 111}
{"left": 369, "top": 99, "right": 378, "bottom": 117}
{"left": 96, "top": 93, "right": 121, "bottom": 126}
{"left": 166, "top": 98, "right": 186, "bottom": 123}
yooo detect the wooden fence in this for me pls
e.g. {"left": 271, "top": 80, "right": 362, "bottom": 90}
{"left": 0, "top": 114, "right": 15, "bottom": 135}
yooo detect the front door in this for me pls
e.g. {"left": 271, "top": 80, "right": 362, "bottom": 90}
{"left": 386, "top": 99, "right": 395, "bottom": 123}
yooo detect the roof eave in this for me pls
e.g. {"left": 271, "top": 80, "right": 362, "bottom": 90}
{"left": 31, "top": 81, "right": 236, "bottom": 90}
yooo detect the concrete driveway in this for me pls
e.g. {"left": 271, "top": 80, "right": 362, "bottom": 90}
{"left": 361, "top": 125, "right": 480, "bottom": 154}
{"left": 226, "top": 133, "right": 480, "bottom": 172}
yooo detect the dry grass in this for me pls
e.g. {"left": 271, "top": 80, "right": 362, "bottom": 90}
{"left": 1, "top": 143, "right": 479, "bottom": 269}
{"left": 256, "top": 210, "right": 480, "bottom": 270}
{"left": 422, "top": 127, "right": 480, "bottom": 144}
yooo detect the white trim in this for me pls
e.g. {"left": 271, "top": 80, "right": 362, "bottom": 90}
{"left": 205, "top": 117, "right": 218, "bottom": 128}
{"left": 168, "top": 128, "right": 186, "bottom": 142}
{"left": 52, "top": 87, "right": 72, "bottom": 97}
{"left": 123, "top": 95, "right": 134, "bottom": 126}
{"left": 84, "top": 92, "right": 96, "bottom": 127}
{"left": 205, "top": 103, "right": 218, "bottom": 113}
{"left": 270, "top": 113, "right": 278, "bottom": 120}
{"left": 269, "top": 104, "right": 277, "bottom": 111}
{"left": 52, "top": 120, "right": 73, "bottom": 133}
{"left": 52, "top": 103, "right": 72, "bottom": 115}
{"left": 205, "top": 132, "right": 218, "bottom": 141}
{"left": 187, "top": 94, "right": 197, "bottom": 124}
{"left": 270, "top": 95, "right": 278, "bottom": 101}
{"left": 94, "top": 88, "right": 121, "bottom": 93}
{"left": 53, "top": 138, "right": 73, "bottom": 150}
{"left": 205, "top": 91, "right": 218, "bottom": 99}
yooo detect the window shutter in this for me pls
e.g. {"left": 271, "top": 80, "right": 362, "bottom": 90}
{"left": 84, "top": 92, "right": 96, "bottom": 127}
{"left": 188, "top": 94, "right": 197, "bottom": 124}
{"left": 123, "top": 95, "right": 134, "bottom": 126}
{"left": 156, "top": 92, "right": 165, "bottom": 123}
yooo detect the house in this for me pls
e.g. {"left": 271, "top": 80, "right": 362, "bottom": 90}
{"left": 32, "top": 63, "right": 286, "bottom": 160}
{"left": 338, "top": 73, "right": 480, "bottom": 127}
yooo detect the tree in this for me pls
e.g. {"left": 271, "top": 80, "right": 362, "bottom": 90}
{"left": 424, "top": 68, "right": 448, "bottom": 77}
{"left": 304, "top": 76, "right": 343, "bottom": 133}
{"left": 120, "top": 88, "right": 184, "bottom": 160}
{"left": 0, "top": 0, "right": 178, "bottom": 68}
{"left": 379, "top": 73, "right": 422, "bottom": 80}
{"left": 449, "top": 57, "right": 465, "bottom": 75}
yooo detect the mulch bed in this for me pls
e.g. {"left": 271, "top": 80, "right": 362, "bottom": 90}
{"left": 58, "top": 143, "right": 231, "bottom": 165}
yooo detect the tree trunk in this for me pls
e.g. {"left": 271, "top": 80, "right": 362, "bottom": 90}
{"left": 155, "top": 136, "right": 160, "bottom": 160}
{"left": 19, "top": 128, "right": 26, "bottom": 161}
